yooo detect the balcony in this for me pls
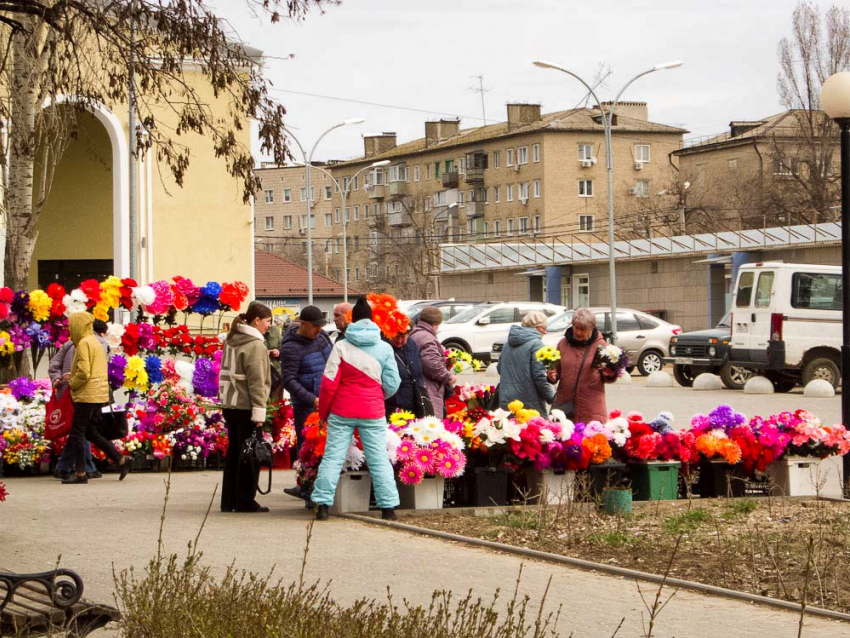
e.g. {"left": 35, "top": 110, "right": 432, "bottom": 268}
{"left": 466, "top": 201, "right": 484, "bottom": 218}
{"left": 441, "top": 171, "right": 459, "bottom": 188}
{"left": 388, "top": 211, "right": 412, "bottom": 227}
{"left": 366, "top": 184, "right": 386, "bottom": 200}
{"left": 465, "top": 165, "right": 484, "bottom": 183}
{"left": 388, "top": 181, "right": 407, "bottom": 198}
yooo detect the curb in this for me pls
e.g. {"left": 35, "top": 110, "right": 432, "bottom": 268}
{"left": 341, "top": 512, "right": 850, "bottom": 624}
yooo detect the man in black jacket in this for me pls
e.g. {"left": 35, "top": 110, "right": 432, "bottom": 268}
{"left": 332, "top": 302, "right": 352, "bottom": 343}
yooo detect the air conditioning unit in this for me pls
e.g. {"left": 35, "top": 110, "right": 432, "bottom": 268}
{"left": 519, "top": 197, "right": 528, "bottom": 205}
{"left": 512, "top": 164, "right": 520, "bottom": 172}
{"left": 580, "top": 159, "right": 593, "bottom": 168}
{"left": 628, "top": 187, "right": 637, "bottom": 195}
{"left": 634, "top": 162, "right": 644, "bottom": 170}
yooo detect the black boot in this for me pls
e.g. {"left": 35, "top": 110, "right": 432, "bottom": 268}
{"left": 62, "top": 474, "right": 88, "bottom": 485}
{"left": 381, "top": 508, "right": 398, "bottom": 521}
{"left": 315, "top": 505, "right": 329, "bottom": 521}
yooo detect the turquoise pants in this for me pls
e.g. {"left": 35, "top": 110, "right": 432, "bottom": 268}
{"left": 311, "top": 414, "right": 399, "bottom": 509}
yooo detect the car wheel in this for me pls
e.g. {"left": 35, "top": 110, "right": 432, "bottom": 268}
{"left": 443, "top": 341, "right": 470, "bottom": 356}
{"left": 719, "top": 363, "right": 752, "bottom": 390}
{"left": 637, "top": 350, "right": 663, "bottom": 376}
{"left": 673, "top": 365, "right": 695, "bottom": 388}
{"left": 802, "top": 357, "right": 840, "bottom": 389}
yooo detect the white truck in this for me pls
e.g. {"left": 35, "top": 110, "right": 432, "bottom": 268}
{"left": 728, "top": 262, "right": 841, "bottom": 392}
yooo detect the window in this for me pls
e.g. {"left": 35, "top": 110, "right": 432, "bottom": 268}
{"left": 533, "top": 215, "right": 541, "bottom": 233}
{"left": 483, "top": 221, "right": 489, "bottom": 238}
{"left": 533, "top": 180, "right": 541, "bottom": 198}
{"left": 532, "top": 144, "right": 540, "bottom": 163}
{"left": 334, "top": 208, "right": 340, "bottom": 223}
{"left": 354, "top": 236, "right": 360, "bottom": 251}
{"left": 637, "top": 315, "right": 659, "bottom": 329}
{"left": 355, "top": 267, "right": 360, "bottom": 281}
{"left": 344, "top": 207, "right": 350, "bottom": 223}
{"left": 283, "top": 188, "right": 292, "bottom": 203}
{"left": 324, "top": 213, "right": 331, "bottom": 228}
{"left": 579, "top": 215, "right": 594, "bottom": 231}
{"left": 506, "top": 149, "right": 515, "bottom": 166}
{"left": 735, "top": 271, "right": 755, "bottom": 308}
{"left": 434, "top": 190, "right": 449, "bottom": 206}
{"left": 299, "top": 214, "right": 316, "bottom": 229}
{"left": 458, "top": 157, "right": 466, "bottom": 174}
{"left": 284, "top": 215, "right": 293, "bottom": 229}
{"left": 486, "top": 308, "right": 516, "bottom": 324}
{"left": 300, "top": 188, "right": 308, "bottom": 202}
{"left": 615, "top": 312, "right": 641, "bottom": 332}
{"left": 493, "top": 220, "right": 501, "bottom": 237}
{"left": 352, "top": 205, "right": 358, "bottom": 221}
{"left": 517, "top": 146, "right": 529, "bottom": 165}
{"left": 264, "top": 190, "right": 274, "bottom": 204}
{"left": 335, "top": 238, "right": 341, "bottom": 254}
{"left": 445, "top": 159, "right": 455, "bottom": 173}
{"left": 727, "top": 158, "right": 738, "bottom": 171}
{"left": 506, "top": 184, "right": 514, "bottom": 202}
{"left": 325, "top": 240, "right": 332, "bottom": 254}
{"left": 792, "top": 272, "right": 842, "bottom": 310}
{"left": 633, "top": 180, "right": 649, "bottom": 198}
{"left": 773, "top": 157, "right": 796, "bottom": 176}
{"left": 458, "top": 191, "right": 465, "bottom": 207}
{"left": 389, "top": 165, "right": 407, "bottom": 182}
{"left": 364, "top": 204, "right": 370, "bottom": 218}
{"left": 353, "top": 176, "right": 359, "bottom": 191}
{"left": 493, "top": 151, "right": 501, "bottom": 168}
{"left": 494, "top": 186, "right": 500, "bottom": 203}
{"left": 518, "top": 182, "right": 529, "bottom": 200}
{"left": 264, "top": 216, "right": 274, "bottom": 230}
{"left": 506, "top": 218, "right": 514, "bottom": 235}
{"left": 434, "top": 162, "right": 440, "bottom": 179}
{"left": 414, "top": 165, "right": 420, "bottom": 182}
{"left": 754, "top": 272, "right": 775, "bottom": 308}
{"left": 518, "top": 216, "right": 529, "bottom": 233}
{"left": 635, "top": 144, "right": 650, "bottom": 163}
{"left": 424, "top": 197, "right": 431, "bottom": 212}
{"left": 578, "top": 180, "right": 594, "bottom": 197}
{"left": 324, "top": 186, "right": 332, "bottom": 200}
{"left": 370, "top": 231, "right": 378, "bottom": 248}
{"left": 578, "top": 144, "right": 593, "bottom": 161}
{"left": 342, "top": 177, "right": 351, "bottom": 191}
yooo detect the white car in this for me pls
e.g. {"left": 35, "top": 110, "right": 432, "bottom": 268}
{"left": 437, "top": 302, "right": 566, "bottom": 361}
{"left": 491, "top": 307, "right": 681, "bottom": 376}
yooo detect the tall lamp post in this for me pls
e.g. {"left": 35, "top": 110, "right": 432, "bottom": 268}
{"left": 821, "top": 71, "right": 850, "bottom": 482}
{"left": 533, "top": 60, "right": 682, "bottom": 343}
{"left": 296, "top": 159, "right": 390, "bottom": 302}
{"left": 281, "top": 118, "right": 365, "bottom": 305}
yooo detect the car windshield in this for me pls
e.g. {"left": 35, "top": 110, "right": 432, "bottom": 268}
{"left": 716, "top": 312, "right": 731, "bottom": 328}
{"left": 445, "top": 305, "right": 489, "bottom": 324}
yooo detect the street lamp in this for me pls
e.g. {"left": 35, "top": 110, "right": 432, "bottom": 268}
{"left": 281, "top": 118, "right": 365, "bottom": 304}
{"left": 297, "top": 159, "right": 390, "bottom": 302}
{"left": 821, "top": 71, "right": 850, "bottom": 482}
{"left": 533, "top": 59, "right": 682, "bottom": 343}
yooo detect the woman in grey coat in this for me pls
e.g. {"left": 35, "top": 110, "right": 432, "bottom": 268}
{"left": 497, "top": 311, "right": 555, "bottom": 415}
{"left": 409, "top": 306, "right": 455, "bottom": 419}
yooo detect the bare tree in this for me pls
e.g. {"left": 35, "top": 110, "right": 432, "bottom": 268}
{"left": 0, "top": 0, "right": 334, "bottom": 289}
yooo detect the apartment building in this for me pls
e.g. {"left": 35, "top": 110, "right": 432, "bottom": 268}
{"left": 327, "top": 102, "right": 686, "bottom": 298}
{"left": 254, "top": 163, "right": 337, "bottom": 276}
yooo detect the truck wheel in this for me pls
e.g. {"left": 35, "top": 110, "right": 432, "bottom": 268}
{"left": 673, "top": 365, "right": 697, "bottom": 387}
{"left": 719, "top": 363, "right": 752, "bottom": 390}
{"left": 802, "top": 357, "right": 840, "bottom": 389}
{"left": 637, "top": 350, "right": 663, "bottom": 376}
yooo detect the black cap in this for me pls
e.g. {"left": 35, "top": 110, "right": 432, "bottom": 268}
{"left": 299, "top": 305, "right": 327, "bottom": 326}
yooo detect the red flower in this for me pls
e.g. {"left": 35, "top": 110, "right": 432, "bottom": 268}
{"left": 220, "top": 281, "right": 249, "bottom": 311}
{"left": 122, "top": 323, "right": 141, "bottom": 356}
{"left": 0, "top": 287, "right": 13, "bottom": 304}
{"left": 50, "top": 299, "right": 66, "bottom": 320}
{"left": 80, "top": 279, "right": 102, "bottom": 307}
{"left": 119, "top": 278, "right": 137, "bottom": 310}
{"left": 47, "top": 283, "right": 66, "bottom": 300}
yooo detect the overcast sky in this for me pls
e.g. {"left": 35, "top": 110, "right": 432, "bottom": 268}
{"left": 210, "top": 0, "right": 810, "bottom": 163}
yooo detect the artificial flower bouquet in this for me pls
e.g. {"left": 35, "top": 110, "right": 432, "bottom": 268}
{"left": 265, "top": 398, "right": 296, "bottom": 454}
{"left": 0, "top": 480, "right": 7, "bottom": 502}
{"left": 444, "top": 349, "right": 484, "bottom": 374}
{"left": 689, "top": 405, "right": 746, "bottom": 466}
{"left": 593, "top": 344, "right": 631, "bottom": 382}
{"left": 773, "top": 410, "right": 850, "bottom": 459}
{"left": 535, "top": 345, "right": 561, "bottom": 371}
{"left": 296, "top": 412, "right": 366, "bottom": 491}
{"left": 388, "top": 411, "right": 466, "bottom": 485}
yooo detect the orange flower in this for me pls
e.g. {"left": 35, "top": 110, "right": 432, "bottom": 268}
{"left": 582, "top": 433, "right": 612, "bottom": 465}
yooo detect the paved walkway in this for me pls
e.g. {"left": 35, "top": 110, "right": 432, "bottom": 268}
{"left": 3, "top": 470, "right": 848, "bottom": 637}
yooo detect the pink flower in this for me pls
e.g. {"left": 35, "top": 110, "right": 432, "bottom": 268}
{"left": 396, "top": 437, "right": 417, "bottom": 462}
{"left": 435, "top": 453, "right": 462, "bottom": 478}
{"left": 413, "top": 447, "right": 436, "bottom": 472}
{"left": 399, "top": 463, "right": 423, "bottom": 485}
{"left": 146, "top": 281, "right": 174, "bottom": 315}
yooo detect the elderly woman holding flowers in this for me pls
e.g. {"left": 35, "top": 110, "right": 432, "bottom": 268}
{"left": 497, "top": 311, "right": 555, "bottom": 415}
{"left": 552, "top": 308, "right": 608, "bottom": 424}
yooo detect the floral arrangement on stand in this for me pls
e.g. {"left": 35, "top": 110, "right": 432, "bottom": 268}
{"left": 0, "top": 381, "right": 50, "bottom": 470}
{"left": 387, "top": 411, "right": 466, "bottom": 484}
{"left": 593, "top": 344, "right": 631, "bottom": 383}
{"left": 295, "top": 412, "right": 365, "bottom": 492}
{"left": 444, "top": 349, "right": 484, "bottom": 374}
{"left": 265, "top": 398, "right": 296, "bottom": 454}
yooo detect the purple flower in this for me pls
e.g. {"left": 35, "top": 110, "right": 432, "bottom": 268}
{"left": 108, "top": 355, "right": 127, "bottom": 389}
{"left": 9, "top": 377, "right": 37, "bottom": 401}
{"left": 192, "top": 357, "right": 219, "bottom": 398}
{"left": 137, "top": 323, "right": 156, "bottom": 352}
{"left": 11, "top": 291, "right": 31, "bottom": 322}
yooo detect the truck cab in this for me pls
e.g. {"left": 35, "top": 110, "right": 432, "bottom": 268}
{"left": 728, "top": 262, "right": 842, "bottom": 391}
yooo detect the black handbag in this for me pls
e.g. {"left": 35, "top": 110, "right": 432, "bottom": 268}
{"left": 394, "top": 352, "right": 435, "bottom": 417}
{"left": 240, "top": 431, "right": 274, "bottom": 495}
{"left": 99, "top": 404, "right": 128, "bottom": 440}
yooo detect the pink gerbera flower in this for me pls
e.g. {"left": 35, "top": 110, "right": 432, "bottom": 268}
{"left": 414, "top": 447, "right": 435, "bottom": 472}
{"left": 436, "top": 454, "right": 461, "bottom": 478}
{"left": 399, "top": 463, "right": 423, "bottom": 485}
{"left": 396, "top": 438, "right": 417, "bottom": 462}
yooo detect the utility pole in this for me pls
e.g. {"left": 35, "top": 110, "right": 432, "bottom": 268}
{"left": 128, "top": 3, "right": 138, "bottom": 281}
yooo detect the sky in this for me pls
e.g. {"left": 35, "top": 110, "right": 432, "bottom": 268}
{"left": 209, "top": 0, "right": 811, "bottom": 163}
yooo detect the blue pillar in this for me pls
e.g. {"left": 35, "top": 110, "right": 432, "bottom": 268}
{"left": 546, "top": 266, "right": 562, "bottom": 305}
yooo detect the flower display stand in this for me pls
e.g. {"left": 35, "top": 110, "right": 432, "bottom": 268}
{"left": 697, "top": 459, "right": 746, "bottom": 498}
{"left": 630, "top": 461, "right": 681, "bottom": 501}
{"left": 397, "top": 476, "right": 445, "bottom": 510}
{"left": 468, "top": 467, "right": 509, "bottom": 507}
{"left": 589, "top": 459, "right": 628, "bottom": 496}
{"left": 527, "top": 470, "right": 575, "bottom": 505}
{"left": 766, "top": 455, "right": 844, "bottom": 498}
{"left": 330, "top": 471, "right": 372, "bottom": 514}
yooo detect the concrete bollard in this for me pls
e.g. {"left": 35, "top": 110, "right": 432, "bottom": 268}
{"left": 803, "top": 379, "right": 836, "bottom": 398}
{"left": 744, "top": 376, "right": 774, "bottom": 395}
{"left": 616, "top": 372, "right": 632, "bottom": 385}
{"left": 646, "top": 371, "right": 674, "bottom": 388}
{"left": 693, "top": 373, "right": 723, "bottom": 391}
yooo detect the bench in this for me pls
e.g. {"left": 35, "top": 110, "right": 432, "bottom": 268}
{"left": 0, "top": 567, "right": 120, "bottom": 637}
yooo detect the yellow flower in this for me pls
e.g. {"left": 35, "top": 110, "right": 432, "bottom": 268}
{"left": 100, "top": 276, "right": 123, "bottom": 309}
{"left": 92, "top": 303, "right": 110, "bottom": 321}
{"left": 28, "top": 289, "right": 53, "bottom": 322}
{"left": 535, "top": 346, "right": 560, "bottom": 363}
{"left": 389, "top": 410, "right": 415, "bottom": 426}
{"left": 0, "top": 331, "right": 14, "bottom": 356}
{"left": 516, "top": 408, "right": 540, "bottom": 423}
{"left": 507, "top": 400, "right": 524, "bottom": 414}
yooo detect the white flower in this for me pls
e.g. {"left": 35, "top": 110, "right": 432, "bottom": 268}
{"left": 131, "top": 285, "right": 156, "bottom": 307}
{"left": 435, "top": 430, "right": 465, "bottom": 451}
{"left": 386, "top": 429, "right": 402, "bottom": 464}
{"left": 501, "top": 420, "right": 522, "bottom": 442}
{"left": 175, "top": 361, "right": 195, "bottom": 393}
{"left": 539, "top": 428, "right": 555, "bottom": 444}
{"left": 106, "top": 323, "right": 125, "bottom": 350}
{"left": 602, "top": 344, "right": 622, "bottom": 363}
{"left": 413, "top": 430, "right": 435, "bottom": 446}
{"left": 63, "top": 292, "right": 88, "bottom": 316}
{"left": 344, "top": 443, "right": 365, "bottom": 471}
{"left": 613, "top": 432, "right": 628, "bottom": 447}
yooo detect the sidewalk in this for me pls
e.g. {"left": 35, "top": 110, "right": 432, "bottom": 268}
{"left": 3, "top": 471, "right": 848, "bottom": 637}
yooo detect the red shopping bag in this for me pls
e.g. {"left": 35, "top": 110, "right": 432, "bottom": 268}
{"left": 44, "top": 389, "right": 75, "bottom": 440}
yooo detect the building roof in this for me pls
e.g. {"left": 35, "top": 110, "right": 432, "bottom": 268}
{"left": 254, "top": 251, "right": 357, "bottom": 298}
{"left": 333, "top": 107, "right": 689, "bottom": 168}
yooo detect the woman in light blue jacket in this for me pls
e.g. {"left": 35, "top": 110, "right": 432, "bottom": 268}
{"left": 497, "top": 311, "right": 555, "bottom": 415}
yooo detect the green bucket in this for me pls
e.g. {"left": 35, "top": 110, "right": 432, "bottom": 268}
{"left": 602, "top": 488, "right": 633, "bottom": 516}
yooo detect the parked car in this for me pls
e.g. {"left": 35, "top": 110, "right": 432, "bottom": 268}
{"left": 665, "top": 313, "right": 753, "bottom": 389}
{"left": 491, "top": 307, "right": 681, "bottom": 376}
{"left": 437, "top": 302, "right": 565, "bottom": 361}
{"left": 728, "top": 262, "right": 841, "bottom": 391}
{"left": 404, "top": 300, "right": 482, "bottom": 324}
